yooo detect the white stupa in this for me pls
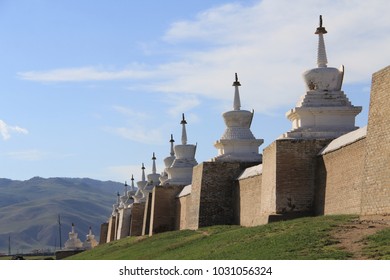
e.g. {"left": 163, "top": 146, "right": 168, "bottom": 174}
{"left": 133, "top": 163, "right": 147, "bottom": 203}
{"left": 159, "top": 135, "right": 176, "bottom": 185}
{"left": 118, "top": 182, "right": 129, "bottom": 209}
{"left": 143, "top": 152, "right": 161, "bottom": 194}
{"left": 282, "top": 16, "right": 361, "bottom": 139}
{"left": 164, "top": 114, "right": 198, "bottom": 186}
{"left": 111, "top": 192, "right": 120, "bottom": 216}
{"left": 64, "top": 223, "right": 83, "bottom": 250}
{"left": 127, "top": 175, "right": 137, "bottom": 203}
{"left": 213, "top": 73, "right": 263, "bottom": 162}
{"left": 83, "top": 226, "right": 98, "bottom": 250}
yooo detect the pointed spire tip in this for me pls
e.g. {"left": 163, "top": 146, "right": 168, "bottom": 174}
{"left": 315, "top": 15, "right": 327, "bottom": 34}
{"left": 232, "top": 72, "right": 241, "bottom": 86}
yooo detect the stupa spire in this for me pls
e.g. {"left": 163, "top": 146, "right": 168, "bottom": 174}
{"left": 141, "top": 163, "right": 146, "bottom": 182}
{"left": 131, "top": 174, "right": 135, "bottom": 190}
{"left": 315, "top": 15, "right": 328, "bottom": 68}
{"left": 180, "top": 113, "right": 188, "bottom": 145}
{"left": 233, "top": 73, "right": 241, "bottom": 110}
{"left": 124, "top": 181, "right": 128, "bottom": 195}
{"left": 170, "top": 134, "right": 175, "bottom": 156}
{"left": 152, "top": 152, "right": 157, "bottom": 174}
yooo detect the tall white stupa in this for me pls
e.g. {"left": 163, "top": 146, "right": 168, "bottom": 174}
{"left": 164, "top": 114, "right": 198, "bottom": 186}
{"left": 213, "top": 73, "right": 263, "bottom": 162}
{"left": 143, "top": 152, "right": 161, "bottom": 194}
{"left": 133, "top": 163, "right": 147, "bottom": 203}
{"left": 282, "top": 16, "right": 361, "bottom": 139}
{"left": 159, "top": 135, "right": 176, "bottom": 185}
{"left": 64, "top": 223, "right": 83, "bottom": 250}
{"left": 83, "top": 226, "right": 98, "bottom": 249}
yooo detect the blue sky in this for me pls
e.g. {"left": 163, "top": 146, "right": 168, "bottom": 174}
{"left": 1, "top": 0, "right": 389, "bottom": 183}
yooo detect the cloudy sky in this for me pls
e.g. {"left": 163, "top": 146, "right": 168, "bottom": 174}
{"left": 1, "top": 0, "right": 389, "bottom": 184}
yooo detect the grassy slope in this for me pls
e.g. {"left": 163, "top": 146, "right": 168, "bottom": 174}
{"left": 69, "top": 215, "right": 362, "bottom": 260}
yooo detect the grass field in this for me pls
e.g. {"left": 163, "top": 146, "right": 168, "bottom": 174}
{"left": 67, "top": 215, "right": 389, "bottom": 260}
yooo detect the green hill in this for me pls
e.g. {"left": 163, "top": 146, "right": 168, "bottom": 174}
{"left": 0, "top": 177, "right": 124, "bottom": 254}
{"left": 67, "top": 215, "right": 390, "bottom": 260}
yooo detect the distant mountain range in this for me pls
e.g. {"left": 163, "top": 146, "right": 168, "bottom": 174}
{"left": 0, "top": 177, "right": 124, "bottom": 254}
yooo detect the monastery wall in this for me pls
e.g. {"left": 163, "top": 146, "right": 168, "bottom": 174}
{"left": 361, "top": 66, "right": 390, "bottom": 215}
{"left": 316, "top": 138, "right": 366, "bottom": 215}
{"left": 185, "top": 161, "right": 259, "bottom": 229}
{"left": 129, "top": 203, "right": 145, "bottom": 236}
{"left": 99, "top": 222, "right": 108, "bottom": 244}
{"left": 236, "top": 172, "right": 265, "bottom": 226}
{"left": 148, "top": 185, "right": 184, "bottom": 235}
{"left": 261, "top": 139, "right": 331, "bottom": 216}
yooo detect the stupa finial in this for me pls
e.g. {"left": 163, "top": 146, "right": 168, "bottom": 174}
{"left": 141, "top": 163, "right": 146, "bottom": 182}
{"left": 169, "top": 134, "right": 175, "bottom": 156}
{"left": 152, "top": 152, "right": 157, "bottom": 174}
{"left": 315, "top": 15, "right": 328, "bottom": 67}
{"left": 232, "top": 73, "right": 241, "bottom": 110}
{"left": 131, "top": 174, "right": 135, "bottom": 188}
{"left": 124, "top": 181, "right": 128, "bottom": 194}
{"left": 180, "top": 114, "right": 188, "bottom": 145}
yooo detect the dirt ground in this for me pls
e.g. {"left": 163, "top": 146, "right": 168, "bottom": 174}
{"left": 331, "top": 215, "right": 390, "bottom": 259}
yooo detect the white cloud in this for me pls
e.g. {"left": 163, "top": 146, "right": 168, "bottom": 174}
{"left": 18, "top": 65, "right": 152, "bottom": 82}
{"left": 112, "top": 105, "right": 150, "bottom": 120}
{"left": 105, "top": 125, "right": 164, "bottom": 144}
{"left": 7, "top": 149, "right": 46, "bottom": 161}
{"left": 0, "top": 120, "right": 28, "bottom": 140}
{"left": 17, "top": 0, "right": 390, "bottom": 113}
{"left": 163, "top": 94, "right": 201, "bottom": 117}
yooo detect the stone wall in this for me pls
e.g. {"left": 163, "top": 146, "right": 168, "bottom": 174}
{"left": 237, "top": 173, "right": 266, "bottom": 226}
{"left": 106, "top": 215, "right": 116, "bottom": 243}
{"left": 316, "top": 138, "right": 366, "bottom": 215}
{"left": 142, "top": 193, "right": 153, "bottom": 236}
{"left": 185, "top": 161, "right": 259, "bottom": 229}
{"left": 117, "top": 208, "right": 132, "bottom": 239}
{"left": 129, "top": 203, "right": 145, "bottom": 236}
{"left": 259, "top": 139, "right": 331, "bottom": 219}
{"left": 178, "top": 193, "right": 191, "bottom": 230}
{"left": 362, "top": 65, "right": 390, "bottom": 215}
{"left": 99, "top": 222, "right": 108, "bottom": 244}
{"left": 148, "top": 185, "right": 184, "bottom": 235}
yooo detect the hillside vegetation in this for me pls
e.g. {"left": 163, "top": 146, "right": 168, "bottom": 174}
{"left": 0, "top": 177, "right": 123, "bottom": 253}
{"left": 67, "top": 215, "right": 390, "bottom": 260}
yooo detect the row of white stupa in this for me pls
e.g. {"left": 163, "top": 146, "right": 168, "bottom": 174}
{"left": 63, "top": 223, "right": 98, "bottom": 250}
{"left": 111, "top": 15, "right": 361, "bottom": 214}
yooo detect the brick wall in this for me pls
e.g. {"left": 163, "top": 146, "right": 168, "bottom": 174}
{"left": 99, "top": 222, "right": 108, "bottom": 244}
{"left": 117, "top": 208, "right": 132, "bottom": 239}
{"left": 149, "top": 185, "right": 184, "bottom": 235}
{"left": 142, "top": 193, "right": 153, "bottom": 236}
{"left": 106, "top": 215, "right": 116, "bottom": 242}
{"left": 316, "top": 138, "right": 366, "bottom": 215}
{"left": 362, "top": 65, "right": 390, "bottom": 215}
{"left": 185, "top": 161, "right": 259, "bottom": 229}
{"left": 129, "top": 203, "right": 145, "bottom": 236}
{"left": 178, "top": 193, "right": 191, "bottom": 229}
{"left": 237, "top": 174, "right": 268, "bottom": 226}
{"left": 259, "top": 139, "right": 330, "bottom": 219}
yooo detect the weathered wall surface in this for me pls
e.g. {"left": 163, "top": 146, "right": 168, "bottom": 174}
{"left": 184, "top": 161, "right": 259, "bottom": 229}
{"left": 362, "top": 66, "right": 390, "bottom": 215}
{"left": 260, "top": 143, "right": 277, "bottom": 215}
{"left": 237, "top": 174, "right": 266, "bottom": 226}
{"left": 149, "top": 185, "right": 184, "bottom": 235}
{"left": 259, "top": 139, "right": 330, "bottom": 217}
{"left": 316, "top": 138, "right": 366, "bottom": 215}
{"left": 117, "top": 208, "right": 132, "bottom": 239}
{"left": 129, "top": 203, "right": 145, "bottom": 236}
{"left": 99, "top": 222, "right": 108, "bottom": 244}
{"left": 178, "top": 194, "right": 191, "bottom": 230}
{"left": 106, "top": 216, "right": 116, "bottom": 243}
